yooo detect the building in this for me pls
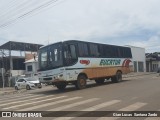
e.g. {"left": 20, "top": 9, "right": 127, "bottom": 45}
{"left": 126, "top": 46, "right": 146, "bottom": 72}
{"left": 0, "top": 56, "right": 25, "bottom": 75}
{"left": 25, "top": 56, "right": 38, "bottom": 77}
{"left": 146, "top": 52, "right": 160, "bottom": 72}
{"left": 0, "top": 41, "right": 42, "bottom": 87}
{"left": 0, "top": 56, "right": 25, "bottom": 87}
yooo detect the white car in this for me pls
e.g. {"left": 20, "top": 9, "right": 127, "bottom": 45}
{"left": 15, "top": 77, "right": 42, "bottom": 90}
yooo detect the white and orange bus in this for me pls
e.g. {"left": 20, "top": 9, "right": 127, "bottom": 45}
{"left": 38, "top": 40, "right": 133, "bottom": 90}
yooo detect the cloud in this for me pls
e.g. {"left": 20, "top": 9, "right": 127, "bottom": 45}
{"left": 129, "top": 32, "right": 160, "bottom": 52}
{"left": 1, "top": 0, "right": 160, "bottom": 53}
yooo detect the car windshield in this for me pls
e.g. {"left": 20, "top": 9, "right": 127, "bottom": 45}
{"left": 38, "top": 43, "right": 63, "bottom": 70}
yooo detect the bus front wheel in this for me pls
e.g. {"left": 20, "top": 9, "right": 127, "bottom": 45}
{"left": 75, "top": 75, "right": 87, "bottom": 89}
{"left": 111, "top": 71, "right": 122, "bottom": 83}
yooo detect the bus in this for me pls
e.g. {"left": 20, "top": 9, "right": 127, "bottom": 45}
{"left": 38, "top": 40, "right": 133, "bottom": 90}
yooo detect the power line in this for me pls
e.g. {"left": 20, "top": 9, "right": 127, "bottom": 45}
{"left": 0, "top": 0, "right": 52, "bottom": 24}
{"left": 0, "top": 0, "right": 61, "bottom": 29}
{"left": 0, "top": 0, "right": 27, "bottom": 17}
{"left": 0, "top": 0, "right": 18, "bottom": 13}
{"left": 0, "top": 0, "right": 55, "bottom": 27}
{"left": 0, "top": 0, "right": 66, "bottom": 31}
{"left": 18, "top": 0, "right": 58, "bottom": 19}
{"left": 0, "top": 0, "right": 33, "bottom": 26}
{"left": 0, "top": 0, "right": 34, "bottom": 21}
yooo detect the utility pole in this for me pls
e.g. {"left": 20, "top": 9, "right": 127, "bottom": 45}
{"left": 1, "top": 49, "right": 5, "bottom": 91}
{"left": 2, "top": 68, "right": 5, "bottom": 91}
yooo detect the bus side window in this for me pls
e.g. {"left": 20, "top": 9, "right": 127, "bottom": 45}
{"left": 64, "top": 44, "right": 77, "bottom": 65}
{"left": 98, "top": 45, "right": 104, "bottom": 57}
{"left": 64, "top": 45, "right": 70, "bottom": 59}
{"left": 54, "top": 49, "right": 58, "bottom": 61}
{"left": 70, "top": 45, "right": 77, "bottom": 59}
{"left": 64, "top": 45, "right": 77, "bottom": 59}
{"left": 89, "top": 43, "right": 100, "bottom": 57}
{"left": 104, "top": 45, "right": 111, "bottom": 58}
{"left": 78, "top": 43, "right": 89, "bottom": 57}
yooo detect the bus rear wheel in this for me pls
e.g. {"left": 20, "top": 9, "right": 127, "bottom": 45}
{"left": 75, "top": 75, "right": 87, "bottom": 89}
{"left": 95, "top": 78, "right": 105, "bottom": 84}
{"left": 111, "top": 71, "right": 122, "bottom": 83}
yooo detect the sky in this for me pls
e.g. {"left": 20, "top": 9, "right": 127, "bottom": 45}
{"left": 0, "top": 0, "right": 160, "bottom": 53}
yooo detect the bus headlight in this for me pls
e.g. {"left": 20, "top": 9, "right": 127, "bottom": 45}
{"left": 58, "top": 74, "right": 63, "bottom": 78}
{"left": 57, "top": 74, "right": 63, "bottom": 79}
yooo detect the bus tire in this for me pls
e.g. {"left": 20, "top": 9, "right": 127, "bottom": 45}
{"left": 95, "top": 78, "right": 105, "bottom": 84}
{"left": 75, "top": 75, "right": 87, "bottom": 89}
{"left": 111, "top": 71, "right": 122, "bottom": 83}
{"left": 56, "top": 83, "right": 66, "bottom": 90}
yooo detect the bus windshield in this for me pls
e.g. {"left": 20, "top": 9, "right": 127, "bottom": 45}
{"left": 38, "top": 43, "right": 63, "bottom": 70}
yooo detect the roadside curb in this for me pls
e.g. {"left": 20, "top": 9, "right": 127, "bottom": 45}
{"left": 0, "top": 89, "right": 27, "bottom": 96}
{"left": 0, "top": 73, "right": 157, "bottom": 96}
{"left": 123, "top": 72, "right": 157, "bottom": 78}
{"left": 0, "top": 85, "right": 50, "bottom": 96}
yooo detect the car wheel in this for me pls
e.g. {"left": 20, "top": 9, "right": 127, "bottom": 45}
{"left": 26, "top": 85, "right": 31, "bottom": 90}
{"left": 15, "top": 86, "right": 19, "bottom": 90}
{"left": 38, "top": 84, "right": 42, "bottom": 88}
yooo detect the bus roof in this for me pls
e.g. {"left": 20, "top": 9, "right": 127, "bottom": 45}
{"left": 39, "top": 40, "right": 131, "bottom": 49}
{"left": 40, "top": 41, "right": 62, "bottom": 49}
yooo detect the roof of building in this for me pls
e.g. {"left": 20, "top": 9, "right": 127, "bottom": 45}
{"left": 0, "top": 41, "right": 43, "bottom": 52}
{"left": 146, "top": 52, "right": 160, "bottom": 61}
{"left": 125, "top": 45, "right": 145, "bottom": 49}
{"left": 0, "top": 56, "right": 24, "bottom": 59}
